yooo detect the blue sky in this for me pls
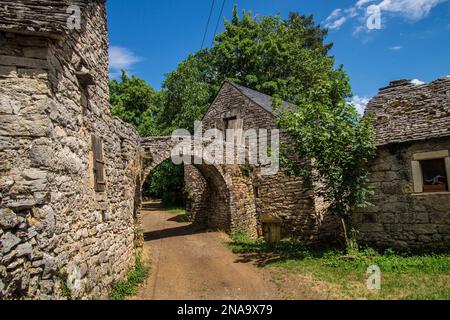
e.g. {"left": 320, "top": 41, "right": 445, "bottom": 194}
{"left": 107, "top": 0, "right": 450, "bottom": 113}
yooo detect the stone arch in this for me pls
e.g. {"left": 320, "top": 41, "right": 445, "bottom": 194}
{"left": 139, "top": 137, "right": 234, "bottom": 232}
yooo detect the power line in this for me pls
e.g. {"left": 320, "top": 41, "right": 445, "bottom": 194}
{"left": 201, "top": 0, "right": 216, "bottom": 50}
{"left": 211, "top": 0, "right": 227, "bottom": 47}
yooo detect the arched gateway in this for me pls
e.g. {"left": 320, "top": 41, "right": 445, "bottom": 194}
{"left": 137, "top": 137, "right": 257, "bottom": 234}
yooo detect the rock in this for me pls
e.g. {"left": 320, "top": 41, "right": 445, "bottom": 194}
{"left": 0, "top": 208, "right": 19, "bottom": 229}
{"left": 16, "top": 243, "right": 33, "bottom": 258}
{"left": 1, "top": 232, "right": 21, "bottom": 254}
{"left": 2, "top": 250, "right": 17, "bottom": 265}
{"left": 29, "top": 139, "right": 53, "bottom": 167}
{"left": 42, "top": 254, "right": 56, "bottom": 279}
{"left": 32, "top": 206, "right": 56, "bottom": 236}
{"left": 339, "top": 255, "right": 358, "bottom": 261}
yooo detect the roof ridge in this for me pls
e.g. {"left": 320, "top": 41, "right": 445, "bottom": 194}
{"left": 226, "top": 81, "right": 294, "bottom": 116}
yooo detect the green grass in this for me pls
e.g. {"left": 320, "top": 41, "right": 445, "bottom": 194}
{"left": 168, "top": 207, "right": 186, "bottom": 216}
{"left": 109, "top": 254, "right": 151, "bottom": 300}
{"left": 167, "top": 207, "right": 190, "bottom": 223}
{"left": 229, "top": 232, "right": 450, "bottom": 300}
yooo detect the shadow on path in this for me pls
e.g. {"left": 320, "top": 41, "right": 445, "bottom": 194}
{"left": 144, "top": 224, "right": 206, "bottom": 242}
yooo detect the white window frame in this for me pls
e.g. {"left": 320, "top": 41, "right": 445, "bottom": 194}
{"left": 411, "top": 150, "right": 450, "bottom": 193}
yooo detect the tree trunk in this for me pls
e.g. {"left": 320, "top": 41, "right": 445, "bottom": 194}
{"left": 340, "top": 217, "right": 349, "bottom": 246}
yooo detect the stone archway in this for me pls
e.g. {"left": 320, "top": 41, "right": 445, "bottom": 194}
{"left": 138, "top": 137, "right": 235, "bottom": 232}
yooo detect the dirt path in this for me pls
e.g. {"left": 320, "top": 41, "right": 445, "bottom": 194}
{"left": 136, "top": 202, "right": 279, "bottom": 300}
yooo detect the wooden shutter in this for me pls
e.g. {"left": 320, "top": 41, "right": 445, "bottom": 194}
{"left": 92, "top": 135, "right": 106, "bottom": 192}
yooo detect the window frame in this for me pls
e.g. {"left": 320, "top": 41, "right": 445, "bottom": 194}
{"left": 411, "top": 150, "right": 450, "bottom": 194}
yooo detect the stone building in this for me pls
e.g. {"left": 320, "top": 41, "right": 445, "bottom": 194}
{"left": 354, "top": 78, "right": 450, "bottom": 250}
{"left": 1, "top": 0, "right": 448, "bottom": 302}
{"left": 185, "top": 82, "right": 341, "bottom": 243}
{"left": 0, "top": 0, "right": 142, "bottom": 299}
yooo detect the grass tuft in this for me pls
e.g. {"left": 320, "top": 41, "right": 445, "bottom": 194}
{"left": 109, "top": 253, "right": 151, "bottom": 300}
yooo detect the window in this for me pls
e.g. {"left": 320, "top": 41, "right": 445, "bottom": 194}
{"left": 224, "top": 116, "right": 238, "bottom": 130}
{"left": 92, "top": 135, "right": 106, "bottom": 192}
{"left": 412, "top": 150, "right": 450, "bottom": 193}
{"left": 421, "top": 159, "right": 448, "bottom": 192}
{"left": 224, "top": 117, "right": 243, "bottom": 142}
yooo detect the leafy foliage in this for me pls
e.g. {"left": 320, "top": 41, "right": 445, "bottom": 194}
{"left": 142, "top": 160, "right": 185, "bottom": 207}
{"left": 157, "top": 7, "right": 334, "bottom": 133}
{"left": 109, "top": 70, "right": 160, "bottom": 137}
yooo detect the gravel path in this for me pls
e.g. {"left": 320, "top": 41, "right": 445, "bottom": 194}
{"left": 136, "top": 203, "right": 279, "bottom": 300}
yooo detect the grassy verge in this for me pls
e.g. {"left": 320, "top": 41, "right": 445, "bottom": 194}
{"left": 168, "top": 207, "right": 186, "bottom": 216}
{"left": 229, "top": 232, "right": 450, "bottom": 300}
{"left": 167, "top": 207, "right": 190, "bottom": 223}
{"left": 109, "top": 253, "right": 151, "bottom": 300}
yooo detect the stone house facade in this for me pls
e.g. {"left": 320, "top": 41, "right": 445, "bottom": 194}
{"left": 354, "top": 78, "right": 450, "bottom": 250}
{"left": 185, "top": 82, "right": 341, "bottom": 243}
{"left": 0, "top": 0, "right": 142, "bottom": 299}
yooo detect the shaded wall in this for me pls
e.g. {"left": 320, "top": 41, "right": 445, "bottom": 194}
{"left": 354, "top": 139, "right": 450, "bottom": 251}
{"left": 0, "top": 1, "right": 141, "bottom": 299}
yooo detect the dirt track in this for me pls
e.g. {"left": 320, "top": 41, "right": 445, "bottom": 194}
{"left": 136, "top": 203, "right": 279, "bottom": 300}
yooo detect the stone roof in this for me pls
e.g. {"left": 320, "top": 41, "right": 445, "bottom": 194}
{"left": 228, "top": 82, "right": 295, "bottom": 116}
{"left": 366, "top": 77, "right": 450, "bottom": 146}
{"left": 0, "top": 0, "right": 89, "bottom": 38}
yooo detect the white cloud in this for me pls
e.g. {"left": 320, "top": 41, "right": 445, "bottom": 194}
{"left": 109, "top": 46, "right": 141, "bottom": 74}
{"left": 390, "top": 45, "right": 402, "bottom": 50}
{"left": 410, "top": 79, "right": 425, "bottom": 85}
{"left": 350, "top": 96, "right": 371, "bottom": 116}
{"left": 356, "top": 0, "right": 375, "bottom": 7}
{"left": 378, "top": 0, "right": 446, "bottom": 21}
{"left": 324, "top": 0, "right": 448, "bottom": 33}
{"left": 326, "top": 16, "right": 348, "bottom": 30}
{"left": 324, "top": 9, "right": 346, "bottom": 29}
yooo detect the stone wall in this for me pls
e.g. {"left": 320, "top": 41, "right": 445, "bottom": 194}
{"left": 141, "top": 137, "right": 233, "bottom": 232}
{"left": 188, "top": 82, "right": 341, "bottom": 243}
{"left": 355, "top": 78, "right": 450, "bottom": 251}
{"left": 0, "top": 0, "right": 142, "bottom": 299}
{"left": 354, "top": 138, "right": 450, "bottom": 250}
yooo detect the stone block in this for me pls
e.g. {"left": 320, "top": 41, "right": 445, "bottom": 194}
{"left": 15, "top": 243, "right": 32, "bottom": 258}
{"left": 411, "top": 224, "right": 437, "bottom": 235}
{"left": 437, "top": 225, "right": 450, "bottom": 234}
{"left": 414, "top": 212, "right": 430, "bottom": 223}
{"left": 429, "top": 212, "right": 449, "bottom": 224}
{"left": 0, "top": 65, "right": 17, "bottom": 78}
{"left": 359, "top": 223, "right": 384, "bottom": 233}
{"left": 0, "top": 55, "right": 48, "bottom": 69}
{"left": 1, "top": 232, "right": 21, "bottom": 254}
{"left": 0, "top": 115, "right": 52, "bottom": 137}
{"left": 23, "top": 47, "right": 48, "bottom": 60}
{"left": 0, "top": 208, "right": 19, "bottom": 229}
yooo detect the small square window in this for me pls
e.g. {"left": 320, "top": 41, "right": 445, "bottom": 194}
{"left": 420, "top": 159, "right": 448, "bottom": 193}
{"left": 224, "top": 117, "right": 238, "bottom": 131}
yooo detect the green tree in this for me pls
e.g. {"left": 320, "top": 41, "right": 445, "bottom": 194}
{"left": 142, "top": 161, "right": 185, "bottom": 207}
{"left": 158, "top": 7, "right": 333, "bottom": 133}
{"left": 157, "top": 7, "right": 376, "bottom": 243}
{"left": 109, "top": 70, "right": 160, "bottom": 137}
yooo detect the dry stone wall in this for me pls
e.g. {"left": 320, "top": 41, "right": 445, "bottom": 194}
{"left": 0, "top": 0, "right": 141, "bottom": 299}
{"left": 355, "top": 78, "right": 450, "bottom": 251}
{"left": 354, "top": 138, "right": 450, "bottom": 250}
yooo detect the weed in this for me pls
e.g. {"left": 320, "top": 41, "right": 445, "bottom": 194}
{"left": 108, "top": 253, "right": 151, "bottom": 300}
